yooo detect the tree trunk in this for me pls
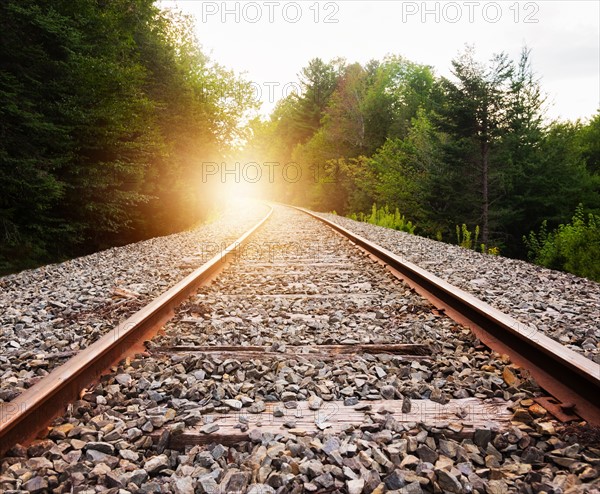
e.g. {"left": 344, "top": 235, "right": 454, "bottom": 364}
{"left": 481, "top": 138, "right": 489, "bottom": 249}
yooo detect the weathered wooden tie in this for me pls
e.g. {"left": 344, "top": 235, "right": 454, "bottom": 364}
{"left": 149, "top": 343, "right": 432, "bottom": 360}
{"left": 150, "top": 397, "right": 514, "bottom": 449}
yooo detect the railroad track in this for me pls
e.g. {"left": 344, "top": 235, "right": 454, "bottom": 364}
{"left": 1, "top": 204, "right": 599, "bottom": 493}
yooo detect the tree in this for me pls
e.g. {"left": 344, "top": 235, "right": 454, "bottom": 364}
{"left": 489, "top": 47, "right": 547, "bottom": 252}
{"left": 244, "top": 48, "right": 597, "bottom": 275}
{"left": 0, "top": 1, "right": 81, "bottom": 268}
{"left": 368, "top": 109, "right": 443, "bottom": 233}
{"left": 291, "top": 58, "right": 343, "bottom": 144}
{"left": 0, "top": 0, "right": 256, "bottom": 273}
{"left": 322, "top": 63, "right": 368, "bottom": 156}
{"left": 439, "top": 46, "right": 513, "bottom": 248}
{"left": 576, "top": 111, "right": 600, "bottom": 175}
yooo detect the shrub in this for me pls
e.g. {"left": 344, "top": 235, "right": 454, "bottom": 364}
{"left": 349, "top": 204, "right": 416, "bottom": 234}
{"left": 524, "top": 205, "right": 600, "bottom": 281}
{"left": 456, "top": 223, "right": 499, "bottom": 255}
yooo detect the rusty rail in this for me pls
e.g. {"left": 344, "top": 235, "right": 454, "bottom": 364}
{"left": 1, "top": 202, "right": 598, "bottom": 457}
{"left": 296, "top": 207, "right": 600, "bottom": 425}
{"left": 0, "top": 206, "right": 273, "bottom": 456}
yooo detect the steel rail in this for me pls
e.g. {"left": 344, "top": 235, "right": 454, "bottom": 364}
{"left": 0, "top": 206, "right": 273, "bottom": 456}
{"left": 1, "top": 202, "right": 598, "bottom": 458}
{"left": 296, "top": 207, "right": 600, "bottom": 425}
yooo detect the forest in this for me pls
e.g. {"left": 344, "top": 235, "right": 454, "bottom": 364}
{"left": 1, "top": 1, "right": 599, "bottom": 279}
{"left": 0, "top": 0, "right": 256, "bottom": 273}
{"left": 245, "top": 54, "right": 600, "bottom": 279}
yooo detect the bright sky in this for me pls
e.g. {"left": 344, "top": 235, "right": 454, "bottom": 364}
{"left": 158, "top": 0, "right": 599, "bottom": 122}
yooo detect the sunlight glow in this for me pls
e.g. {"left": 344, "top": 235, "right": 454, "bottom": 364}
{"left": 221, "top": 180, "right": 265, "bottom": 203}
{"left": 199, "top": 159, "right": 271, "bottom": 208}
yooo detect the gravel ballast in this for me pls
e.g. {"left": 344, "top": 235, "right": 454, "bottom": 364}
{"left": 2, "top": 206, "right": 598, "bottom": 494}
{"left": 0, "top": 203, "right": 270, "bottom": 402}
{"left": 319, "top": 213, "right": 600, "bottom": 364}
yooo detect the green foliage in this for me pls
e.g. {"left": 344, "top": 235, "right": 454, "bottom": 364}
{"left": 246, "top": 47, "right": 598, "bottom": 269}
{"left": 456, "top": 223, "right": 500, "bottom": 255}
{"left": 351, "top": 204, "right": 416, "bottom": 234}
{"left": 0, "top": 0, "right": 255, "bottom": 274}
{"left": 578, "top": 111, "right": 600, "bottom": 175}
{"left": 5, "top": 12, "right": 597, "bottom": 278}
{"left": 438, "top": 47, "right": 516, "bottom": 248}
{"left": 524, "top": 220, "right": 550, "bottom": 261}
{"left": 456, "top": 224, "right": 473, "bottom": 250}
{"left": 524, "top": 206, "right": 600, "bottom": 281}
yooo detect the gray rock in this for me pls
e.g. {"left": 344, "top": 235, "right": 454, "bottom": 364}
{"left": 222, "top": 399, "right": 242, "bottom": 410}
{"left": 364, "top": 470, "right": 382, "bottom": 492}
{"left": 127, "top": 427, "right": 143, "bottom": 441}
{"left": 381, "top": 385, "right": 396, "bottom": 399}
{"left": 375, "top": 366, "right": 387, "bottom": 378}
{"left": 473, "top": 428, "right": 492, "bottom": 448}
{"left": 121, "top": 469, "right": 149, "bottom": 487}
{"left": 308, "top": 395, "right": 323, "bottom": 410}
{"left": 343, "top": 466, "right": 359, "bottom": 480}
{"left": 347, "top": 478, "right": 365, "bottom": 494}
{"left": 196, "top": 451, "right": 215, "bottom": 467}
{"left": 85, "top": 449, "right": 118, "bottom": 466}
{"left": 144, "top": 454, "right": 169, "bottom": 474}
{"left": 85, "top": 441, "right": 115, "bottom": 455}
{"left": 224, "top": 472, "right": 250, "bottom": 492}
{"left": 247, "top": 484, "right": 276, "bottom": 494}
{"left": 119, "top": 449, "right": 139, "bottom": 462}
{"left": 300, "top": 459, "right": 324, "bottom": 478}
{"left": 156, "top": 428, "right": 170, "bottom": 454}
{"left": 26, "top": 457, "right": 53, "bottom": 470}
{"left": 436, "top": 469, "right": 462, "bottom": 493}
{"left": 23, "top": 477, "right": 48, "bottom": 494}
{"left": 105, "top": 472, "right": 124, "bottom": 489}
{"left": 322, "top": 436, "right": 341, "bottom": 455}
{"left": 115, "top": 373, "right": 132, "bottom": 386}
{"left": 416, "top": 444, "right": 438, "bottom": 464}
{"left": 404, "top": 481, "right": 423, "bottom": 494}
{"left": 249, "top": 429, "right": 263, "bottom": 442}
{"left": 168, "top": 421, "right": 184, "bottom": 434}
{"left": 281, "top": 392, "right": 296, "bottom": 402}
{"left": 439, "top": 439, "right": 458, "bottom": 458}
{"left": 198, "top": 474, "right": 219, "bottom": 494}
{"left": 200, "top": 422, "right": 220, "bottom": 434}
{"left": 384, "top": 470, "right": 406, "bottom": 490}
{"left": 249, "top": 401, "right": 266, "bottom": 413}
{"left": 141, "top": 481, "right": 163, "bottom": 493}
{"left": 521, "top": 446, "right": 544, "bottom": 464}
{"left": 211, "top": 443, "right": 227, "bottom": 460}
{"left": 314, "top": 472, "right": 335, "bottom": 488}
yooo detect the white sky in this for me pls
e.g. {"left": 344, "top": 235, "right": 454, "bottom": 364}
{"left": 158, "top": 0, "right": 600, "bottom": 122}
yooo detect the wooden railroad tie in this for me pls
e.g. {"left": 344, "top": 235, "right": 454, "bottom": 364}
{"left": 149, "top": 397, "right": 513, "bottom": 449}
{"left": 149, "top": 343, "right": 432, "bottom": 360}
